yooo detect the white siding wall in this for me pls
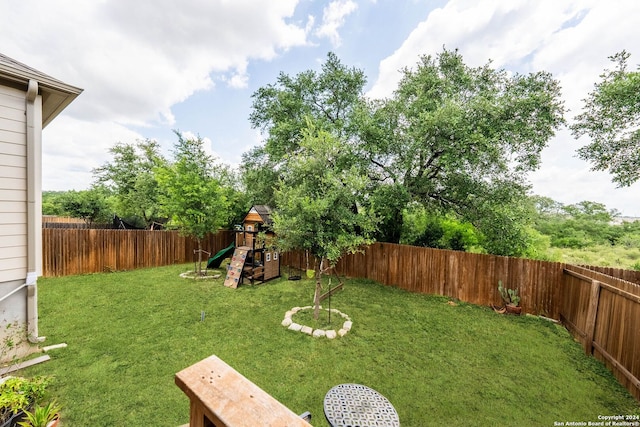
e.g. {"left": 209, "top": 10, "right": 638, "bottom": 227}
{"left": 0, "top": 85, "right": 27, "bottom": 284}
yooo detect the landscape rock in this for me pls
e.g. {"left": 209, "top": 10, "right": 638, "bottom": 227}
{"left": 288, "top": 323, "right": 303, "bottom": 332}
{"left": 282, "top": 308, "right": 350, "bottom": 339}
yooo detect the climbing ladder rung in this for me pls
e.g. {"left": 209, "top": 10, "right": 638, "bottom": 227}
{"left": 223, "top": 246, "right": 251, "bottom": 288}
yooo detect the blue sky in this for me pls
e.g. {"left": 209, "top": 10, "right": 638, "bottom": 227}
{"left": 2, "top": 0, "right": 640, "bottom": 215}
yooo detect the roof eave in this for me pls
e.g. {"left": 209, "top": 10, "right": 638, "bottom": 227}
{"left": 0, "top": 56, "right": 83, "bottom": 128}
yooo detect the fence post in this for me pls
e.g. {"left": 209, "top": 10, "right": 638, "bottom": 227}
{"left": 584, "top": 280, "right": 601, "bottom": 355}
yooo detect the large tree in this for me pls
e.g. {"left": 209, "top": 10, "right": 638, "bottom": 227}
{"left": 244, "top": 52, "right": 367, "bottom": 206}
{"left": 93, "top": 139, "right": 167, "bottom": 228}
{"left": 354, "top": 48, "right": 566, "bottom": 254}
{"left": 272, "top": 120, "right": 377, "bottom": 319}
{"left": 247, "top": 49, "right": 565, "bottom": 256}
{"left": 571, "top": 51, "right": 640, "bottom": 187}
{"left": 157, "top": 131, "right": 229, "bottom": 275}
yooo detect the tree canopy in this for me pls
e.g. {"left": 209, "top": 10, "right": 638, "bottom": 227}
{"left": 157, "top": 131, "right": 229, "bottom": 274}
{"left": 92, "top": 139, "right": 167, "bottom": 228}
{"left": 244, "top": 52, "right": 367, "bottom": 207}
{"left": 356, "top": 49, "right": 565, "bottom": 254}
{"left": 248, "top": 49, "right": 566, "bottom": 256}
{"left": 571, "top": 51, "right": 640, "bottom": 187}
{"left": 272, "top": 120, "right": 377, "bottom": 318}
{"left": 59, "top": 188, "right": 112, "bottom": 226}
{"left": 531, "top": 197, "right": 621, "bottom": 249}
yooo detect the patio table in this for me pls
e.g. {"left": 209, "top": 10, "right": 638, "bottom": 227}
{"left": 323, "top": 383, "right": 400, "bottom": 427}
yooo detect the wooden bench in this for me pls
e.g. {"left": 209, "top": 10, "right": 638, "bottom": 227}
{"left": 175, "top": 355, "right": 312, "bottom": 427}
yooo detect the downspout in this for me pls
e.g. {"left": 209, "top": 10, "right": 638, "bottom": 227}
{"left": 26, "top": 79, "right": 45, "bottom": 343}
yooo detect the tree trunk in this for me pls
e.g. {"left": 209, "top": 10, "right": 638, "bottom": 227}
{"left": 313, "top": 257, "right": 322, "bottom": 320}
{"left": 196, "top": 238, "right": 203, "bottom": 276}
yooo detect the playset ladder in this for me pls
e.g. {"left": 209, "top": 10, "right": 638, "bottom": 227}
{"left": 223, "top": 246, "right": 250, "bottom": 288}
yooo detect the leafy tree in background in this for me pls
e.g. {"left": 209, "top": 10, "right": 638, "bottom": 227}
{"left": 354, "top": 48, "right": 566, "bottom": 255}
{"left": 60, "top": 188, "right": 112, "bottom": 226}
{"left": 245, "top": 52, "right": 367, "bottom": 207}
{"left": 239, "top": 146, "right": 279, "bottom": 208}
{"left": 93, "top": 139, "right": 167, "bottom": 228}
{"left": 247, "top": 49, "right": 565, "bottom": 256}
{"left": 272, "top": 121, "right": 377, "bottom": 319}
{"left": 42, "top": 191, "right": 68, "bottom": 216}
{"left": 571, "top": 51, "right": 640, "bottom": 187}
{"left": 157, "top": 131, "right": 229, "bottom": 275}
{"left": 531, "top": 198, "right": 621, "bottom": 248}
{"left": 401, "top": 204, "right": 479, "bottom": 251}
{"left": 218, "top": 171, "right": 252, "bottom": 229}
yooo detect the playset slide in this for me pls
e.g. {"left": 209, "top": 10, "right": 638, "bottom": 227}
{"left": 207, "top": 242, "right": 236, "bottom": 269}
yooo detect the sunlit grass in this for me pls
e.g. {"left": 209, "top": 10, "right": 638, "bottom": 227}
{"left": 553, "top": 244, "right": 640, "bottom": 270}
{"left": 21, "top": 264, "right": 640, "bottom": 426}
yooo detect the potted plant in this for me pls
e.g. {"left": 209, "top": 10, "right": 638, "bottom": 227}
{"left": 498, "top": 280, "right": 522, "bottom": 315}
{"left": 17, "top": 400, "right": 61, "bottom": 427}
{"left": 0, "top": 376, "right": 51, "bottom": 427}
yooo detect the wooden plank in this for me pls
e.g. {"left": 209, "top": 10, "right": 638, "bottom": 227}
{"left": 565, "top": 267, "right": 640, "bottom": 304}
{"left": 0, "top": 355, "right": 51, "bottom": 376}
{"left": 584, "top": 280, "right": 602, "bottom": 355}
{"left": 592, "top": 341, "right": 640, "bottom": 394}
{"left": 599, "top": 281, "right": 640, "bottom": 304}
{"left": 319, "top": 282, "right": 343, "bottom": 302}
{"left": 175, "top": 355, "right": 311, "bottom": 427}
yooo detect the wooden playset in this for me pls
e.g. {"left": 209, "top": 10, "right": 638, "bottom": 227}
{"left": 223, "top": 205, "right": 281, "bottom": 288}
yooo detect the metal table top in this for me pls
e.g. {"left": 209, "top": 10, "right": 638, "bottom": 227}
{"left": 323, "top": 383, "right": 400, "bottom": 427}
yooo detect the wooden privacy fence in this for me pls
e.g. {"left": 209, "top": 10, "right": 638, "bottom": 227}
{"left": 281, "top": 243, "right": 565, "bottom": 319}
{"left": 561, "top": 265, "right": 640, "bottom": 400}
{"left": 42, "top": 229, "right": 235, "bottom": 277}
{"left": 577, "top": 265, "right": 640, "bottom": 286}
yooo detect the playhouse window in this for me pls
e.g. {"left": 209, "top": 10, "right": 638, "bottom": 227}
{"left": 266, "top": 252, "right": 271, "bottom": 262}
{"left": 247, "top": 225, "right": 253, "bottom": 231}
{"left": 273, "top": 252, "right": 278, "bottom": 260}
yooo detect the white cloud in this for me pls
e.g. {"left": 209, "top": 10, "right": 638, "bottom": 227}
{"left": 0, "top": 0, "right": 313, "bottom": 189}
{"left": 4, "top": 0, "right": 640, "bottom": 215}
{"left": 367, "top": 0, "right": 591, "bottom": 99}
{"left": 0, "top": 0, "right": 309, "bottom": 127}
{"left": 365, "top": 0, "right": 640, "bottom": 215}
{"left": 42, "top": 118, "right": 144, "bottom": 191}
{"left": 314, "top": 0, "right": 358, "bottom": 47}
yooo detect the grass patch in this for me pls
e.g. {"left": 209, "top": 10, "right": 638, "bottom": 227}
{"left": 21, "top": 264, "right": 640, "bottom": 426}
{"left": 291, "top": 307, "right": 345, "bottom": 330}
{"left": 551, "top": 244, "right": 640, "bottom": 270}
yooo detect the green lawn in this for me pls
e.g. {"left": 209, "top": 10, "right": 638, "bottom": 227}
{"left": 20, "top": 264, "right": 640, "bottom": 426}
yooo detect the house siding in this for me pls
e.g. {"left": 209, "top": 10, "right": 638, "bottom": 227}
{"left": 0, "top": 84, "right": 27, "bottom": 284}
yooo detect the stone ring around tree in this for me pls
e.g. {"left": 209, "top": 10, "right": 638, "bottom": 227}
{"left": 282, "top": 306, "right": 352, "bottom": 339}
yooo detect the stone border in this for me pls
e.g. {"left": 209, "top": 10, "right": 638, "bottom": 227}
{"left": 281, "top": 306, "right": 352, "bottom": 339}
{"left": 179, "top": 271, "right": 221, "bottom": 280}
